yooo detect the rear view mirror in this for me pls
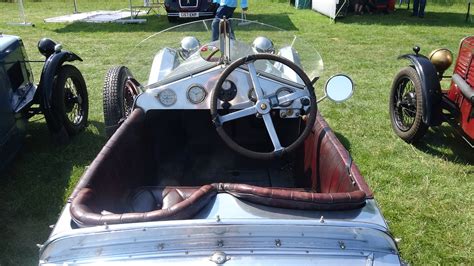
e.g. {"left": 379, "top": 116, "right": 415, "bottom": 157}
{"left": 324, "top": 74, "right": 354, "bottom": 103}
{"left": 199, "top": 45, "right": 220, "bottom": 62}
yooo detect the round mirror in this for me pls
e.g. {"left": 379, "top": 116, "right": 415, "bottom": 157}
{"left": 325, "top": 74, "right": 354, "bottom": 103}
{"left": 199, "top": 45, "right": 220, "bottom": 62}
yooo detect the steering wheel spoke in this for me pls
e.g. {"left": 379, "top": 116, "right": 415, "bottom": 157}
{"left": 277, "top": 89, "right": 307, "bottom": 105}
{"left": 247, "top": 62, "right": 265, "bottom": 100}
{"left": 210, "top": 53, "right": 317, "bottom": 160}
{"left": 262, "top": 113, "right": 283, "bottom": 151}
{"left": 220, "top": 106, "right": 257, "bottom": 123}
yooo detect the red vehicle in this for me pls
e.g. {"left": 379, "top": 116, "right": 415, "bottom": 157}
{"left": 390, "top": 36, "right": 474, "bottom": 147}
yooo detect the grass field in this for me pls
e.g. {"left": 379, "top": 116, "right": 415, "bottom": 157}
{"left": 0, "top": 0, "right": 473, "bottom": 264}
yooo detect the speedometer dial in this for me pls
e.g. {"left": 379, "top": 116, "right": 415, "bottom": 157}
{"left": 187, "top": 85, "right": 206, "bottom": 104}
{"left": 157, "top": 89, "right": 177, "bottom": 106}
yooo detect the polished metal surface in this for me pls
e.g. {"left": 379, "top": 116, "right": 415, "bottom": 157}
{"left": 186, "top": 84, "right": 207, "bottom": 104}
{"left": 148, "top": 48, "right": 179, "bottom": 86}
{"left": 137, "top": 66, "right": 309, "bottom": 111}
{"left": 252, "top": 36, "right": 275, "bottom": 54}
{"left": 40, "top": 198, "right": 400, "bottom": 265}
{"left": 156, "top": 88, "right": 177, "bottom": 106}
{"left": 39, "top": 20, "right": 400, "bottom": 264}
{"left": 180, "top": 36, "right": 200, "bottom": 59}
{"left": 428, "top": 48, "right": 453, "bottom": 73}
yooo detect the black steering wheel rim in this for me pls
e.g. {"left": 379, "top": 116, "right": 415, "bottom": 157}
{"left": 210, "top": 53, "right": 317, "bottom": 160}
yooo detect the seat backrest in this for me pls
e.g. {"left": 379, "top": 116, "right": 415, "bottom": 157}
{"left": 453, "top": 36, "right": 474, "bottom": 87}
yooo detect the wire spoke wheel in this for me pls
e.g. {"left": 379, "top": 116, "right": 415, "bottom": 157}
{"left": 51, "top": 65, "right": 89, "bottom": 136}
{"left": 124, "top": 79, "right": 137, "bottom": 118}
{"left": 64, "top": 77, "right": 85, "bottom": 125}
{"left": 389, "top": 67, "right": 428, "bottom": 143}
{"left": 394, "top": 78, "right": 417, "bottom": 131}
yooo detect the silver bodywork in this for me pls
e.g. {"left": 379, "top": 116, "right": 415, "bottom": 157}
{"left": 143, "top": 39, "right": 308, "bottom": 121}
{"left": 40, "top": 19, "right": 401, "bottom": 265}
{"left": 41, "top": 196, "right": 400, "bottom": 265}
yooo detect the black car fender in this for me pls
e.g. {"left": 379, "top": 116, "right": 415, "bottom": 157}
{"left": 398, "top": 54, "right": 443, "bottom": 126}
{"left": 38, "top": 51, "right": 83, "bottom": 132}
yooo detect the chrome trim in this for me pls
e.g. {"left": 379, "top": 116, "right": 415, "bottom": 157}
{"left": 146, "top": 63, "right": 219, "bottom": 89}
{"left": 137, "top": 67, "right": 309, "bottom": 111}
{"left": 179, "top": 0, "right": 199, "bottom": 9}
{"left": 40, "top": 221, "right": 399, "bottom": 264}
{"left": 167, "top": 11, "right": 215, "bottom": 17}
{"left": 276, "top": 87, "right": 295, "bottom": 107}
{"left": 186, "top": 83, "right": 207, "bottom": 104}
{"left": 156, "top": 88, "right": 177, "bottom": 106}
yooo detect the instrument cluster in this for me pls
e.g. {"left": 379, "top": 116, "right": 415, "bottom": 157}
{"left": 147, "top": 67, "right": 306, "bottom": 116}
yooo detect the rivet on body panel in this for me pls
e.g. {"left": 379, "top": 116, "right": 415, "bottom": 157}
{"left": 338, "top": 241, "right": 346, "bottom": 249}
{"left": 275, "top": 239, "right": 281, "bottom": 247}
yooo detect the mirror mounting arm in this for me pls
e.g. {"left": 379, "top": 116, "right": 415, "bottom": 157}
{"left": 317, "top": 95, "right": 327, "bottom": 103}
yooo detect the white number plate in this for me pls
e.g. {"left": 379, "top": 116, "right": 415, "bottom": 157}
{"left": 179, "top": 12, "right": 199, "bottom": 18}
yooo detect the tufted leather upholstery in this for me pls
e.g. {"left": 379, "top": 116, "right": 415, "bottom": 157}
{"left": 69, "top": 109, "right": 372, "bottom": 226}
{"left": 448, "top": 36, "right": 474, "bottom": 139}
{"left": 217, "top": 183, "right": 366, "bottom": 210}
{"left": 303, "top": 113, "right": 373, "bottom": 197}
{"left": 71, "top": 185, "right": 217, "bottom": 226}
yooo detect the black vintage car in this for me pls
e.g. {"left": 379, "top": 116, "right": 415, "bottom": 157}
{"left": 164, "top": 0, "right": 218, "bottom": 22}
{"left": 0, "top": 34, "right": 88, "bottom": 172}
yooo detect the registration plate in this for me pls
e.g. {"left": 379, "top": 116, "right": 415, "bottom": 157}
{"left": 179, "top": 12, "right": 199, "bottom": 18}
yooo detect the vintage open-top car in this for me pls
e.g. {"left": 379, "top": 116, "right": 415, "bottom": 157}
{"left": 0, "top": 34, "right": 88, "bottom": 172}
{"left": 39, "top": 19, "right": 403, "bottom": 264}
{"left": 390, "top": 36, "right": 474, "bottom": 147}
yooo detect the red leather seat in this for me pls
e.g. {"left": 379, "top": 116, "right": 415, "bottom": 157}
{"left": 70, "top": 185, "right": 217, "bottom": 226}
{"left": 217, "top": 183, "right": 366, "bottom": 211}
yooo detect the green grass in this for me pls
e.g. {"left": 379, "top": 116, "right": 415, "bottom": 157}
{"left": 0, "top": 0, "right": 473, "bottom": 264}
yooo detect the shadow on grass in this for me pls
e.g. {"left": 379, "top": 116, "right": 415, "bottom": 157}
{"left": 0, "top": 120, "right": 105, "bottom": 265}
{"left": 413, "top": 125, "right": 473, "bottom": 165}
{"left": 53, "top": 14, "right": 170, "bottom": 33}
{"left": 53, "top": 13, "right": 298, "bottom": 33}
{"left": 337, "top": 9, "right": 472, "bottom": 28}
{"left": 246, "top": 12, "right": 299, "bottom": 31}
{"left": 334, "top": 131, "right": 352, "bottom": 152}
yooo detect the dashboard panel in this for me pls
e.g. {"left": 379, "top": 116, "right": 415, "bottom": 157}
{"left": 136, "top": 65, "right": 309, "bottom": 118}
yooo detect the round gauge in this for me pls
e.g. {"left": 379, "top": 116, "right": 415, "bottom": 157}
{"left": 157, "top": 89, "right": 177, "bottom": 106}
{"left": 222, "top": 80, "right": 232, "bottom": 91}
{"left": 219, "top": 80, "right": 237, "bottom": 102}
{"left": 276, "top": 87, "right": 295, "bottom": 107}
{"left": 248, "top": 88, "right": 257, "bottom": 102}
{"left": 187, "top": 85, "right": 207, "bottom": 104}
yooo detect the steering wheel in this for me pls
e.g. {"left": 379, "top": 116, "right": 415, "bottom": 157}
{"left": 210, "top": 53, "right": 317, "bottom": 160}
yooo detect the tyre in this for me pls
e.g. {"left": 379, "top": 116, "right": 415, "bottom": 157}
{"left": 103, "top": 66, "right": 138, "bottom": 138}
{"left": 51, "top": 64, "right": 89, "bottom": 136}
{"left": 389, "top": 66, "right": 428, "bottom": 143}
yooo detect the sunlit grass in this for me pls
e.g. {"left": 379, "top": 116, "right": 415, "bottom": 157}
{"left": 0, "top": 0, "right": 472, "bottom": 264}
